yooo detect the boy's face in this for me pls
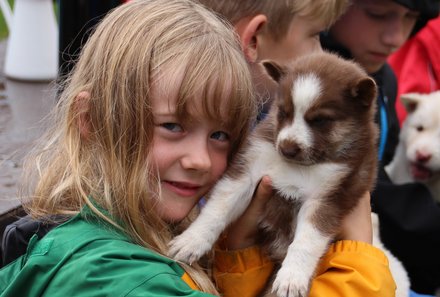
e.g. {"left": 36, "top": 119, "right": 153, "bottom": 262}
{"left": 329, "top": 0, "right": 419, "bottom": 74}
{"left": 257, "top": 15, "right": 325, "bottom": 66}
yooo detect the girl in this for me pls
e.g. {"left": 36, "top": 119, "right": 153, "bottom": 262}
{"left": 0, "top": 0, "right": 394, "bottom": 296}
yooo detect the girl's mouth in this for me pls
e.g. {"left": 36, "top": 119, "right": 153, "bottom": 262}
{"left": 163, "top": 181, "right": 202, "bottom": 197}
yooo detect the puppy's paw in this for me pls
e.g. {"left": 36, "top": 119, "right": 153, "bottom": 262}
{"left": 168, "top": 231, "right": 213, "bottom": 264}
{"left": 272, "top": 266, "right": 310, "bottom": 297}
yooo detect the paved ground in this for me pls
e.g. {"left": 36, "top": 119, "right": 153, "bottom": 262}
{"left": 0, "top": 39, "right": 56, "bottom": 215}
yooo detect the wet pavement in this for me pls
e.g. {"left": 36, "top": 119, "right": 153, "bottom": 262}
{"left": 0, "top": 39, "right": 57, "bottom": 216}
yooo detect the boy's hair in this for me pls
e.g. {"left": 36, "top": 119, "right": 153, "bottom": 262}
{"left": 23, "top": 0, "right": 256, "bottom": 293}
{"left": 197, "top": 0, "right": 350, "bottom": 40}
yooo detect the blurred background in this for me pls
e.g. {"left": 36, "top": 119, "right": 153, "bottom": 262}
{"left": 0, "top": 0, "right": 126, "bottom": 234}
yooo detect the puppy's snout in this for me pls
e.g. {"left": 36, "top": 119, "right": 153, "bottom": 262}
{"left": 416, "top": 150, "right": 431, "bottom": 163}
{"left": 279, "top": 141, "right": 301, "bottom": 159}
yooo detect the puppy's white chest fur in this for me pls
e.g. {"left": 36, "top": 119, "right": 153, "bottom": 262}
{"left": 251, "top": 139, "right": 348, "bottom": 201}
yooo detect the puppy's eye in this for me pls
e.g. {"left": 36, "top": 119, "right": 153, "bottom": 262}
{"left": 416, "top": 125, "right": 424, "bottom": 132}
{"left": 309, "top": 116, "right": 332, "bottom": 126}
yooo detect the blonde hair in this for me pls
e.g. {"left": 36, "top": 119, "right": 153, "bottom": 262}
{"left": 22, "top": 0, "right": 256, "bottom": 294}
{"left": 197, "top": 0, "right": 350, "bottom": 40}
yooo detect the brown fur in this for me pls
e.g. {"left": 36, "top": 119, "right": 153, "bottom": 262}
{"left": 254, "top": 52, "right": 379, "bottom": 295}
{"left": 169, "top": 52, "right": 379, "bottom": 297}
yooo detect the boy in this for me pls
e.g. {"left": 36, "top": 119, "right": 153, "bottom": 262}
{"left": 321, "top": 0, "right": 440, "bottom": 294}
{"left": 196, "top": 0, "right": 350, "bottom": 115}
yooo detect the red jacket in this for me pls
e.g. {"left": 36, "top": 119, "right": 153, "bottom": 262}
{"left": 388, "top": 16, "right": 440, "bottom": 125}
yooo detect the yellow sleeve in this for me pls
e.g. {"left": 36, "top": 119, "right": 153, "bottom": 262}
{"left": 213, "top": 246, "right": 274, "bottom": 297}
{"left": 213, "top": 240, "right": 395, "bottom": 297}
{"left": 311, "top": 240, "right": 396, "bottom": 297}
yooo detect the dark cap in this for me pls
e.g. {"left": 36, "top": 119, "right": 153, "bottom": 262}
{"left": 393, "top": 0, "right": 440, "bottom": 34}
{"left": 393, "top": 0, "right": 439, "bottom": 17}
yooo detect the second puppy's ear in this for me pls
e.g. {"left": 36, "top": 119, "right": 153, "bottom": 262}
{"left": 74, "top": 91, "right": 91, "bottom": 139}
{"left": 400, "top": 93, "right": 422, "bottom": 114}
{"left": 261, "top": 60, "right": 286, "bottom": 83}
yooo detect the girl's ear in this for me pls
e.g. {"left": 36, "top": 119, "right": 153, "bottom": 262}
{"left": 235, "top": 14, "right": 267, "bottom": 63}
{"left": 74, "top": 91, "right": 91, "bottom": 139}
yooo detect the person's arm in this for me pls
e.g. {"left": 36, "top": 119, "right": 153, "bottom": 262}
{"left": 214, "top": 178, "right": 394, "bottom": 297}
{"left": 310, "top": 240, "right": 395, "bottom": 297}
{"left": 213, "top": 240, "right": 395, "bottom": 297}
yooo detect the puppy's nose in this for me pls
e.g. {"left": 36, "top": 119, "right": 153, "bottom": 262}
{"left": 416, "top": 150, "right": 431, "bottom": 163}
{"left": 279, "top": 142, "right": 301, "bottom": 159}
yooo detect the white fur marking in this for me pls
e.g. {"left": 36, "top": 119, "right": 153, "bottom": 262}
{"left": 273, "top": 199, "right": 331, "bottom": 297}
{"left": 252, "top": 139, "right": 349, "bottom": 202}
{"left": 278, "top": 74, "right": 322, "bottom": 149}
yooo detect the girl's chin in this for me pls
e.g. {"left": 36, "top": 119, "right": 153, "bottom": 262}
{"left": 157, "top": 202, "right": 199, "bottom": 223}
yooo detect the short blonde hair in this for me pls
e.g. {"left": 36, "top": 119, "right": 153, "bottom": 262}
{"left": 23, "top": 0, "right": 256, "bottom": 294}
{"left": 197, "top": 0, "right": 350, "bottom": 40}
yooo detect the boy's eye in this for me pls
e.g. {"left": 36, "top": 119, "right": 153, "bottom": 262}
{"left": 405, "top": 12, "right": 420, "bottom": 21}
{"left": 312, "top": 31, "right": 322, "bottom": 40}
{"left": 211, "top": 131, "right": 230, "bottom": 142}
{"left": 161, "top": 122, "right": 183, "bottom": 133}
{"left": 365, "top": 10, "right": 388, "bottom": 20}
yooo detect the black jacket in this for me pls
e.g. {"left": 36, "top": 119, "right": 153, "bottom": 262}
{"left": 322, "top": 34, "right": 440, "bottom": 294}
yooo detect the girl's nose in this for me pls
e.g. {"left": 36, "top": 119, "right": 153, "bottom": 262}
{"left": 181, "top": 141, "right": 211, "bottom": 172}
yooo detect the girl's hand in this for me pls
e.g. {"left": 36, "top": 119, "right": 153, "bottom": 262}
{"left": 337, "top": 191, "right": 373, "bottom": 244}
{"left": 223, "top": 176, "right": 273, "bottom": 250}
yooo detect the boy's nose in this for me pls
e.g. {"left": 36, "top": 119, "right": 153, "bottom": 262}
{"left": 381, "top": 21, "right": 408, "bottom": 49}
{"left": 181, "top": 142, "right": 211, "bottom": 172}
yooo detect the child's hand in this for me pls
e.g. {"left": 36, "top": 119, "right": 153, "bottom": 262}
{"left": 338, "top": 191, "right": 373, "bottom": 244}
{"left": 222, "top": 176, "right": 273, "bottom": 250}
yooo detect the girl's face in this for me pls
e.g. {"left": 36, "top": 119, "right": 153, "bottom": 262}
{"left": 151, "top": 84, "right": 231, "bottom": 223}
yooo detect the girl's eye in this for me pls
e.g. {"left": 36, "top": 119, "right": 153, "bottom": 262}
{"left": 161, "top": 122, "right": 183, "bottom": 133}
{"left": 211, "top": 131, "right": 230, "bottom": 142}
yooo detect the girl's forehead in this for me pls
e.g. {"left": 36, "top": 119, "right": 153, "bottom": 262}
{"left": 151, "top": 67, "right": 185, "bottom": 103}
{"left": 151, "top": 65, "right": 233, "bottom": 118}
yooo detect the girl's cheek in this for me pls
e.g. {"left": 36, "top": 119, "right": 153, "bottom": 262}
{"left": 213, "top": 152, "right": 229, "bottom": 179}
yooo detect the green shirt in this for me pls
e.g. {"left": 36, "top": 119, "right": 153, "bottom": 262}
{"left": 0, "top": 210, "right": 213, "bottom": 297}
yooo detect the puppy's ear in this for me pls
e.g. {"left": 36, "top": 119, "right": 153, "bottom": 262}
{"left": 73, "top": 91, "right": 92, "bottom": 139}
{"left": 351, "top": 77, "right": 377, "bottom": 107}
{"left": 400, "top": 93, "right": 421, "bottom": 114}
{"left": 261, "top": 60, "right": 286, "bottom": 83}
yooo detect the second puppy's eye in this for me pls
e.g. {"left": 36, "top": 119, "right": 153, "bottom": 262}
{"left": 161, "top": 123, "right": 183, "bottom": 133}
{"left": 211, "top": 131, "right": 230, "bottom": 142}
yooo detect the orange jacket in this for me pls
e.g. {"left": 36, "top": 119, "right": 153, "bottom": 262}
{"left": 213, "top": 240, "right": 396, "bottom": 297}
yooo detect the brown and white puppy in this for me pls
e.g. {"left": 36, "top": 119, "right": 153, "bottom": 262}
{"left": 169, "top": 52, "right": 379, "bottom": 297}
{"left": 386, "top": 91, "right": 440, "bottom": 203}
